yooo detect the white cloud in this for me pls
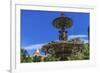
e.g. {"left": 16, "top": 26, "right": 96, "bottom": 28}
{"left": 54, "top": 35, "right": 88, "bottom": 43}
{"left": 68, "top": 34, "right": 88, "bottom": 43}
{"left": 68, "top": 35, "right": 88, "bottom": 39}
{"left": 23, "top": 43, "right": 46, "bottom": 50}
{"left": 23, "top": 35, "right": 88, "bottom": 50}
{"left": 81, "top": 39, "right": 89, "bottom": 43}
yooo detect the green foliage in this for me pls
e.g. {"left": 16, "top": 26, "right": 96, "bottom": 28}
{"left": 21, "top": 49, "right": 27, "bottom": 62}
{"left": 20, "top": 43, "right": 89, "bottom": 63}
{"left": 26, "top": 56, "right": 33, "bottom": 62}
{"left": 82, "top": 43, "right": 89, "bottom": 59}
{"left": 21, "top": 48, "right": 33, "bottom": 63}
{"left": 44, "top": 55, "right": 60, "bottom": 62}
{"left": 68, "top": 43, "right": 89, "bottom": 60}
{"left": 33, "top": 56, "right": 41, "bottom": 62}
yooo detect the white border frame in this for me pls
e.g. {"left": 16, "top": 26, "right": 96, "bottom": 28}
{"left": 11, "top": 3, "right": 96, "bottom": 73}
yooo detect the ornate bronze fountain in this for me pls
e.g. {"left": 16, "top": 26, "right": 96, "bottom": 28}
{"left": 42, "top": 13, "right": 83, "bottom": 61}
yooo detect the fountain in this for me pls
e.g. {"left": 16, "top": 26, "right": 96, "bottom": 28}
{"left": 42, "top": 13, "right": 83, "bottom": 61}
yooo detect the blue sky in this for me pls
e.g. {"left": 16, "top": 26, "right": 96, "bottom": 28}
{"left": 21, "top": 9, "right": 89, "bottom": 49}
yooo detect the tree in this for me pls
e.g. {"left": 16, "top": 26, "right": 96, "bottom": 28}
{"left": 33, "top": 55, "right": 41, "bottom": 62}
{"left": 68, "top": 43, "right": 89, "bottom": 60}
{"left": 21, "top": 48, "right": 29, "bottom": 63}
